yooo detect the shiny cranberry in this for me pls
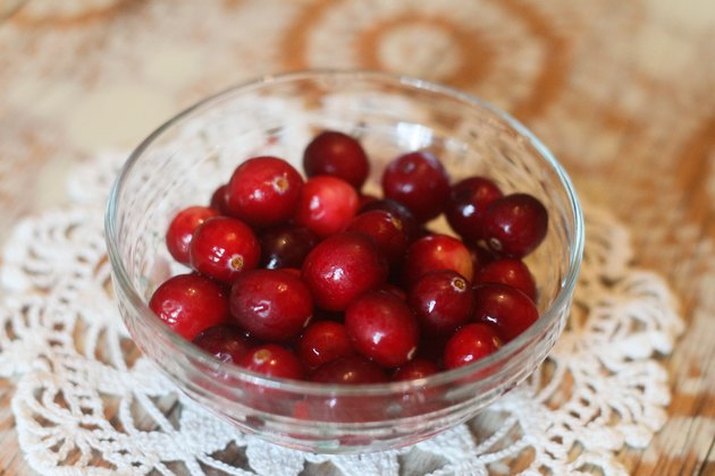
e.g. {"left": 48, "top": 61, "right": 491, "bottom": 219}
{"left": 446, "top": 176, "right": 503, "bottom": 243}
{"left": 393, "top": 358, "right": 440, "bottom": 381}
{"left": 483, "top": 193, "right": 548, "bottom": 257}
{"left": 346, "top": 209, "right": 408, "bottom": 265}
{"left": 473, "top": 283, "right": 539, "bottom": 342}
{"left": 238, "top": 344, "right": 305, "bottom": 380}
{"left": 297, "top": 321, "right": 354, "bottom": 370}
{"left": 402, "top": 233, "right": 473, "bottom": 285}
{"left": 381, "top": 151, "right": 450, "bottom": 222}
{"left": 165, "top": 206, "right": 220, "bottom": 265}
{"left": 475, "top": 258, "right": 537, "bottom": 302}
{"left": 302, "top": 232, "right": 387, "bottom": 311}
{"left": 359, "top": 198, "right": 420, "bottom": 242}
{"left": 443, "top": 323, "right": 502, "bottom": 369}
{"left": 408, "top": 270, "right": 473, "bottom": 334}
{"left": 230, "top": 269, "right": 313, "bottom": 342}
{"left": 310, "top": 356, "right": 388, "bottom": 384}
{"left": 149, "top": 273, "right": 229, "bottom": 340}
{"left": 303, "top": 130, "right": 370, "bottom": 189}
{"left": 344, "top": 291, "right": 419, "bottom": 368}
{"left": 189, "top": 216, "right": 260, "bottom": 283}
{"left": 259, "top": 225, "right": 318, "bottom": 270}
{"left": 192, "top": 324, "right": 252, "bottom": 364}
{"left": 224, "top": 156, "right": 303, "bottom": 228}
{"left": 293, "top": 175, "right": 359, "bottom": 238}
{"left": 209, "top": 184, "right": 230, "bottom": 215}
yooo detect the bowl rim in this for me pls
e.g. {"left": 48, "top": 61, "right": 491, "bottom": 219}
{"left": 105, "top": 69, "right": 585, "bottom": 397}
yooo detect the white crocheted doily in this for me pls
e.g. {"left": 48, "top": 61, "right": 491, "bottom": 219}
{"left": 0, "top": 153, "right": 682, "bottom": 476}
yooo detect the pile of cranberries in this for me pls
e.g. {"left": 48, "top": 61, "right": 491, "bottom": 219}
{"left": 149, "top": 130, "right": 548, "bottom": 385}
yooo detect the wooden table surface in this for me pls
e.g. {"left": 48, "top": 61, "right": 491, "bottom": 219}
{"left": 0, "top": 1, "right": 714, "bottom": 474}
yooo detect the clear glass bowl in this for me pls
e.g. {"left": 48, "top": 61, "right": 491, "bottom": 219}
{"left": 105, "top": 70, "right": 584, "bottom": 454}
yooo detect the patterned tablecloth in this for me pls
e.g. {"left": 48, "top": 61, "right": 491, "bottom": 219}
{"left": 0, "top": 1, "right": 714, "bottom": 474}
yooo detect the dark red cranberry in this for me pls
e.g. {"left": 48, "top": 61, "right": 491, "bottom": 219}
{"left": 165, "top": 206, "right": 220, "bottom": 265}
{"left": 408, "top": 270, "right": 473, "bottom": 334}
{"left": 301, "top": 232, "right": 387, "bottom": 311}
{"left": 293, "top": 175, "right": 359, "bottom": 238}
{"left": 310, "top": 356, "right": 388, "bottom": 384}
{"left": 189, "top": 216, "right": 261, "bottom": 283}
{"left": 483, "top": 193, "right": 548, "bottom": 257}
{"left": 475, "top": 258, "right": 537, "bottom": 302}
{"left": 192, "top": 325, "right": 252, "bottom": 364}
{"left": 446, "top": 176, "right": 503, "bottom": 243}
{"left": 344, "top": 291, "right": 419, "bottom": 368}
{"left": 238, "top": 344, "right": 305, "bottom": 380}
{"left": 303, "top": 130, "right": 370, "bottom": 189}
{"left": 230, "top": 269, "right": 313, "bottom": 342}
{"left": 381, "top": 151, "right": 450, "bottom": 222}
{"left": 393, "top": 358, "right": 440, "bottom": 381}
{"left": 359, "top": 198, "right": 420, "bottom": 242}
{"left": 402, "top": 233, "right": 473, "bottom": 285}
{"left": 346, "top": 209, "right": 408, "bottom": 265}
{"left": 259, "top": 225, "right": 318, "bottom": 270}
{"left": 209, "top": 184, "right": 230, "bottom": 215}
{"left": 297, "top": 320, "right": 354, "bottom": 370}
{"left": 443, "top": 323, "right": 502, "bottom": 369}
{"left": 149, "top": 273, "right": 229, "bottom": 341}
{"left": 473, "top": 283, "right": 539, "bottom": 342}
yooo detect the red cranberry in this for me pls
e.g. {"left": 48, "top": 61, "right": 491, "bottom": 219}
{"left": 408, "top": 270, "right": 473, "bottom": 334}
{"left": 381, "top": 151, "right": 450, "bottom": 222}
{"left": 483, "top": 193, "right": 548, "bottom": 257}
{"left": 393, "top": 358, "right": 440, "bottom": 381}
{"left": 443, "top": 323, "right": 502, "bottom": 369}
{"left": 238, "top": 344, "right": 305, "bottom": 380}
{"left": 297, "top": 320, "right": 354, "bottom": 370}
{"left": 224, "top": 156, "right": 303, "bottom": 228}
{"left": 293, "top": 175, "right": 359, "bottom": 238}
{"left": 149, "top": 273, "right": 229, "bottom": 341}
{"left": 303, "top": 130, "right": 370, "bottom": 189}
{"left": 402, "top": 233, "right": 473, "bottom": 285}
{"left": 344, "top": 291, "right": 419, "bottom": 368}
{"left": 359, "top": 198, "right": 419, "bottom": 242}
{"left": 301, "top": 232, "right": 387, "bottom": 311}
{"left": 209, "top": 184, "right": 230, "bottom": 215}
{"left": 192, "top": 324, "right": 252, "bottom": 364}
{"left": 310, "top": 356, "right": 388, "bottom": 384}
{"left": 473, "top": 283, "right": 539, "bottom": 342}
{"left": 475, "top": 258, "right": 537, "bottom": 302}
{"left": 346, "top": 209, "right": 408, "bottom": 265}
{"left": 230, "top": 269, "right": 313, "bottom": 342}
{"left": 189, "top": 216, "right": 261, "bottom": 283}
{"left": 446, "top": 176, "right": 503, "bottom": 243}
{"left": 165, "top": 206, "right": 220, "bottom": 265}
{"left": 259, "top": 225, "right": 318, "bottom": 270}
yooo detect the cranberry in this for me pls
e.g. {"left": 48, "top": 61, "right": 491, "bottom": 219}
{"left": 473, "top": 283, "right": 539, "bottom": 342}
{"left": 230, "top": 269, "right": 313, "bottom": 342}
{"left": 224, "top": 156, "right": 303, "bottom": 228}
{"left": 148, "top": 273, "right": 229, "bottom": 341}
{"left": 359, "top": 198, "right": 419, "bottom": 242}
{"left": 293, "top": 175, "right": 359, "bottom": 238}
{"left": 192, "top": 324, "right": 252, "bottom": 364}
{"left": 475, "top": 258, "right": 537, "bottom": 302}
{"left": 165, "top": 206, "right": 220, "bottom": 265}
{"left": 310, "top": 356, "right": 388, "bottom": 384}
{"left": 483, "top": 193, "right": 548, "bottom": 257}
{"left": 402, "top": 233, "right": 473, "bottom": 285}
{"left": 344, "top": 291, "right": 419, "bottom": 368}
{"left": 446, "top": 176, "right": 503, "bottom": 243}
{"left": 209, "top": 184, "right": 230, "bottom": 215}
{"left": 259, "top": 225, "right": 318, "bottom": 270}
{"left": 297, "top": 320, "right": 354, "bottom": 370}
{"left": 189, "top": 216, "right": 260, "bottom": 283}
{"left": 393, "top": 358, "right": 440, "bottom": 381}
{"left": 301, "top": 232, "right": 387, "bottom": 311}
{"left": 238, "top": 344, "right": 305, "bottom": 380}
{"left": 381, "top": 151, "right": 450, "bottom": 222}
{"left": 408, "top": 270, "right": 473, "bottom": 334}
{"left": 303, "top": 130, "right": 370, "bottom": 189}
{"left": 443, "top": 323, "right": 502, "bottom": 369}
{"left": 346, "top": 209, "right": 408, "bottom": 265}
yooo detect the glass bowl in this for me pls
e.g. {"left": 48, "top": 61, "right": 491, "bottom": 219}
{"left": 105, "top": 70, "right": 584, "bottom": 454}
